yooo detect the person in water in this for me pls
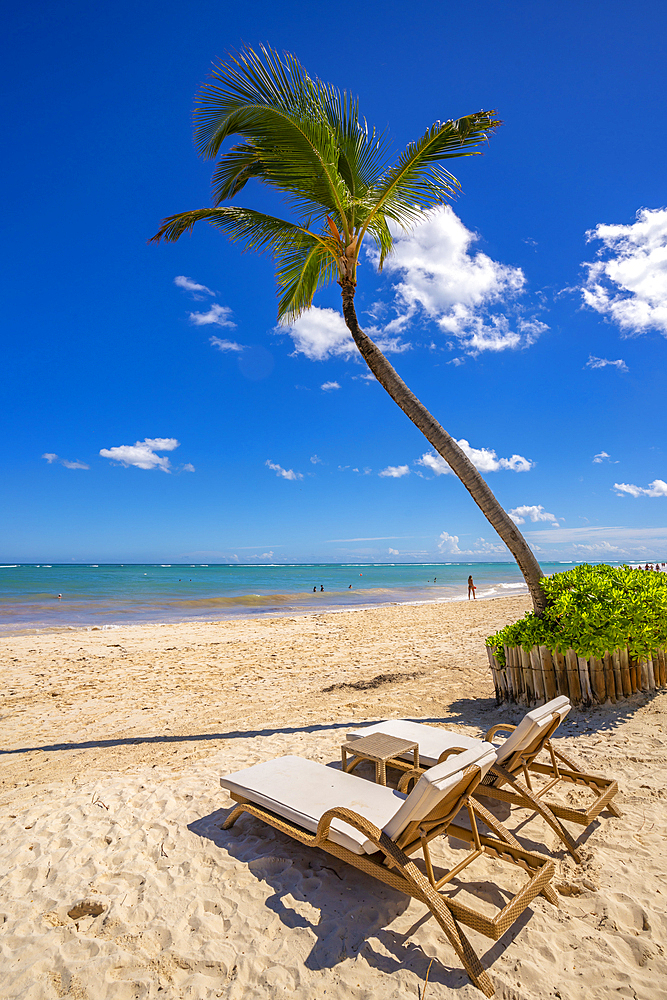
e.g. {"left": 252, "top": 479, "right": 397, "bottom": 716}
{"left": 320, "top": 585, "right": 324, "bottom": 592}
{"left": 468, "top": 575, "right": 476, "bottom": 600}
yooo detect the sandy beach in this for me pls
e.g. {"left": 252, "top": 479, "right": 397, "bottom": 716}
{"left": 1, "top": 594, "right": 666, "bottom": 999}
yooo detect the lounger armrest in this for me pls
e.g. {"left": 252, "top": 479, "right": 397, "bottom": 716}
{"left": 436, "top": 746, "right": 470, "bottom": 763}
{"left": 397, "top": 769, "right": 422, "bottom": 793}
{"left": 315, "top": 806, "right": 383, "bottom": 848}
{"left": 485, "top": 723, "right": 517, "bottom": 742}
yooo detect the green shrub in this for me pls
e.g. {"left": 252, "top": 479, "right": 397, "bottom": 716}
{"left": 487, "top": 563, "right": 667, "bottom": 665}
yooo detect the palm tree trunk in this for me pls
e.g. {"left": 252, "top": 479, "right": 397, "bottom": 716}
{"left": 340, "top": 283, "right": 547, "bottom": 616}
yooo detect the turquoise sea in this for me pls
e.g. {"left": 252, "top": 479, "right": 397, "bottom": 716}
{"left": 0, "top": 561, "right": 615, "bottom": 634}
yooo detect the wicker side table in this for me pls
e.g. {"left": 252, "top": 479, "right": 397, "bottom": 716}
{"left": 341, "top": 732, "right": 419, "bottom": 786}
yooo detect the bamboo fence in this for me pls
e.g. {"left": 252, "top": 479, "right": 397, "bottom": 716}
{"left": 485, "top": 644, "right": 667, "bottom": 708}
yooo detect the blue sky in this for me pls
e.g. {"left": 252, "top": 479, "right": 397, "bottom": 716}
{"left": 3, "top": 0, "right": 667, "bottom": 564}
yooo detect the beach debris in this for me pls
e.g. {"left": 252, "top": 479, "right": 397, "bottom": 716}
{"left": 67, "top": 899, "right": 105, "bottom": 920}
{"left": 322, "top": 670, "right": 421, "bottom": 693}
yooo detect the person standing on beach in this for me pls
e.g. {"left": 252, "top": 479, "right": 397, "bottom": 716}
{"left": 468, "top": 575, "right": 476, "bottom": 600}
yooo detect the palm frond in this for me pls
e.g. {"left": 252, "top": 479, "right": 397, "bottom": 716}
{"left": 276, "top": 240, "right": 338, "bottom": 320}
{"left": 150, "top": 205, "right": 326, "bottom": 256}
{"left": 361, "top": 112, "right": 502, "bottom": 238}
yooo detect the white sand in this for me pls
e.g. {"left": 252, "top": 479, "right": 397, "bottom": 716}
{"left": 1, "top": 596, "right": 666, "bottom": 999}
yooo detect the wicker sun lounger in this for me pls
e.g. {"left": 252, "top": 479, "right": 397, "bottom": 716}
{"left": 347, "top": 697, "right": 620, "bottom": 863}
{"left": 220, "top": 746, "right": 556, "bottom": 997}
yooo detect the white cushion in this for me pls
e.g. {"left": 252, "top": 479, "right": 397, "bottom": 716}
{"left": 493, "top": 696, "right": 571, "bottom": 765}
{"left": 346, "top": 719, "right": 484, "bottom": 767}
{"left": 383, "top": 743, "right": 496, "bottom": 840}
{"left": 221, "top": 756, "right": 405, "bottom": 854}
{"left": 220, "top": 745, "right": 496, "bottom": 856}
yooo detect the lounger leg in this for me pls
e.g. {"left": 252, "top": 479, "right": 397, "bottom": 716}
{"left": 471, "top": 801, "right": 558, "bottom": 906}
{"left": 221, "top": 804, "right": 246, "bottom": 830}
{"left": 484, "top": 765, "right": 583, "bottom": 863}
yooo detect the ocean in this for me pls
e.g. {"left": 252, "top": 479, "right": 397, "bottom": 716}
{"left": 0, "top": 561, "right": 609, "bottom": 634}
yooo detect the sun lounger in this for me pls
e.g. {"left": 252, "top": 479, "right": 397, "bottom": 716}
{"left": 220, "top": 746, "right": 556, "bottom": 997}
{"left": 347, "top": 697, "right": 620, "bottom": 863}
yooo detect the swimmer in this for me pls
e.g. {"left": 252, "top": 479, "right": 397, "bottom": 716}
{"left": 57, "top": 594, "right": 62, "bottom": 599}
{"left": 320, "top": 585, "right": 324, "bottom": 592}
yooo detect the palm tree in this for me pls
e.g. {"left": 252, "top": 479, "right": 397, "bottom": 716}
{"left": 152, "top": 46, "right": 546, "bottom": 615}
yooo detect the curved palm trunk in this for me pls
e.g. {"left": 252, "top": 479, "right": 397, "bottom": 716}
{"left": 340, "top": 283, "right": 547, "bottom": 616}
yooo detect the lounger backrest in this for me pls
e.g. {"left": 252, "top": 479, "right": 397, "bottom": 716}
{"left": 494, "top": 696, "right": 571, "bottom": 774}
{"left": 383, "top": 743, "right": 496, "bottom": 842}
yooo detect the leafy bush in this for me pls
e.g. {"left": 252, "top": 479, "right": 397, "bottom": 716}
{"left": 487, "top": 563, "right": 667, "bottom": 664}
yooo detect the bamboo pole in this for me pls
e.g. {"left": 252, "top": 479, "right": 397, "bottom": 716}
{"left": 486, "top": 647, "right": 501, "bottom": 704}
{"left": 658, "top": 647, "right": 667, "bottom": 687}
{"left": 603, "top": 651, "right": 616, "bottom": 703}
{"left": 612, "top": 649, "right": 624, "bottom": 698}
{"left": 539, "top": 646, "right": 557, "bottom": 701}
{"left": 620, "top": 646, "right": 632, "bottom": 696}
{"left": 511, "top": 645, "right": 526, "bottom": 703}
{"left": 629, "top": 653, "right": 639, "bottom": 693}
{"left": 566, "top": 648, "right": 581, "bottom": 704}
{"left": 520, "top": 646, "right": 534, "bottom": 704}
{"left": 503, "top": 645, "right": 516, "bottom": 702}
{"left": 553, "top": 648, "right": 568, "bottom": 697}
{"left": 647, "top": 655, "right": 656, "bottom": 692}
{"left": 589, "top": 656, "right": 606, "bottom": 703}
{"left": 638, "top": 658, "right": 649, "bottom": 692}
{"left": 577, "top": 656, "right": 593, "bottom": 707}
{"left": 530, "top": 645, "right": 545, "bottom": 704}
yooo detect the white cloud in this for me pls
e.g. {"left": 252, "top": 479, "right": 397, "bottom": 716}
{"left": 321, "top": 381, "right": 340, "bottom": 391}
{"left": 189, "top": 303, "right": 236, "bottom": 328}
{"left": 279, "top": 307, "right": 356, "bottom": 360}
{"left": 582, "top": 207, "right": 667, "bottom": 336}
{"left": 265, "top": 460, "right": 303, "bottom": 481}
{"left": 100, "top": 437, "right": 180, "bottom": 472}
{"left": 585, "top": 355, "right": 628, "bottom": 372}
{"left": 210, "top": 336, "right": 244, "bottom": 352}
{"left": 182, "top": 463, "right": 196, "bottom": 473}
{"left": 310, "top": 454, "right": 323, "bottom": 465}
{"left": 388, "top": 547, "right": 399, "bottom": 555}
{"left": 509, "top": 504, "right": 559, "bottom": 527}
{"left": 42, "top": 452, "right": 89, "bottom": 470}
{"left": 379, "top": 464, "right": 410, "bottom": 478}
{"left": 279, "top": 307, "right": 410, "bottom": 361}
{"left": 60, "top": 459, "right": 90, "bottom": 470}
{"left": 174, "top": 275, "right": 215, "bottom": 298}
{"left": 614, "top": 479, "right": 667, "bottom": 498}
{"left": 416, "top": 439, "right": 533, "bottom": 476}
{"left": 593, "top": 451, "right": 617, "bottom": 464}
{"left": 373, "top": 207, "right": 546, "bottom": 354}
{"left": 437, "top": 531, "right": 507, "bottom": 556}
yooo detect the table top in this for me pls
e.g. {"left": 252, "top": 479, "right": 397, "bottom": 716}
{"left": 341, "top": 732, "right": 418, "bottom": 762}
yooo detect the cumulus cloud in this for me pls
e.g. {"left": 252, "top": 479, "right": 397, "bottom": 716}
{"left": 189, "top": 303, "right": 236, "bottom": 328}
{"left": 388, "top": 547, "right": 399, "bottom": 555}
{"left": 585, "top": 355, "right": 629, "bottom": 372}
{"left": 372, "top": 207, "right": 547, "bottom": 354}
{"left": 614, "top": 479, "right": 667, "bottom": 498}
{"left": 210, "top": 336, "right": 244, "bottom": 352}
{"left": 593, "top": 451, "right": 617, "bottom": 464}
{"left": 321, "top": 381, "right": 340, "bottom": 391}
{"left": 279, "top": 307, "right": 356, "bottom": 360}
{"left": 174, "top": 275, "right": 215, "bottom": 298}
{"left": 182, "top": 463, "right": 196, "bottom": 473}
{"left": 379, "top": 465, "right": 410, "bottom": 478}
{"left": 509, "top": 504, "right": 559, "bottom": 527}
{"left": 437, "top": 531, "right": 507, "bottom": 556}
{"left": 279, "top": 306, "right": 410, "bottom": 361}
{"left": 582, "top": 207, "right": 667, "bottom": 336}
{"left": 265, "top": 460, "right": 303, "bottom": 481}
{"left": 99, "top": 437, "right": 180, "bottom": 472}
{"left": 42, "top": 453, "right": 89, "bottom": 470}
{"left": 310, "top": 454, "right": 324, "bottom": 465}
{"left": 416, "top": 440, "right": 533, "bottom": 476}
